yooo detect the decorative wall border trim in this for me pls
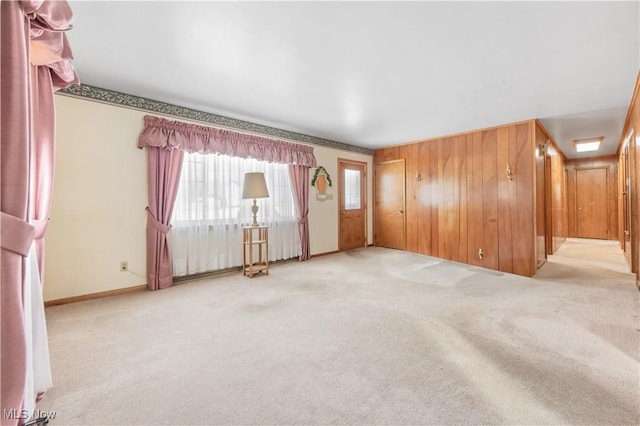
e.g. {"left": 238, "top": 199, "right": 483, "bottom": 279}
{"left": 59, "top": 84, "right": 372, "bottom": 155}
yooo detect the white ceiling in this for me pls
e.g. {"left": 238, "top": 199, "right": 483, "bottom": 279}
{"left": 67, "top": 1, "right": 639, "bottom": 158}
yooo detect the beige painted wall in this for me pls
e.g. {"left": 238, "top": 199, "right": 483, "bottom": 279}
{"left": 309, "top": 147, "right": 373, "bottom": 255}
{"left": 45, "top": 95, "right": 372, "bottom": 301}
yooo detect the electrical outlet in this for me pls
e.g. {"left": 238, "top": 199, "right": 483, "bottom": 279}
{"left": 120, "top": 261, "right": 128, "bottom": 272}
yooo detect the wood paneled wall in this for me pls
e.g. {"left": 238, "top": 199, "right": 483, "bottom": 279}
{"left": 617, "top": 71, "right": 640, "bottom": 281}
{"left": 548, "top": 143, "right": 567, "bottom": 253}
{"left": 566, "top": 156, "right": 618, "bottom": 239}
{"left": 374, "top": 121, "right": 537, "bottom": 277}
{"left": 534, "top": 124, "right": 547, "bottom": 267}
{"left": 535, "top": 122, "right": 567, "bottom": 254}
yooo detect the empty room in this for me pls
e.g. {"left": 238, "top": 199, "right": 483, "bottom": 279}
{"left": 2, "top": 1, "right": 639, "bottom": 425}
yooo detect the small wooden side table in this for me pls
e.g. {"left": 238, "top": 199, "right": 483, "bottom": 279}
{"left": 242, "top": 226, "right": 269, "bottom": 278}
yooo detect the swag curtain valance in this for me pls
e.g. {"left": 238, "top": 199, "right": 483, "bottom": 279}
{"left": 138, "top": 116, "right": 317, "bottom": 168}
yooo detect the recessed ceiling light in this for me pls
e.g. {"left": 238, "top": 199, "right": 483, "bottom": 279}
{"left": 573, "top": 137, "right": 602, "bottom": 153}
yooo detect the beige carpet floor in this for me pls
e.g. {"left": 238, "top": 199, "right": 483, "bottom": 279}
{"left": 38, "top": 238, "right": 639, "bottom": 425}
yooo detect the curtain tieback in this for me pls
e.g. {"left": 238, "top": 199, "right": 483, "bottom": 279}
{"left": 297, "top": 209, "right": 309, "bottom": 225}
{"left": 146, "top": 208, "right": 171, "bottom": 234}
{"left": 32, "top": 218, "right": 49, "bottom": 240}
{"left": 1, "top": 212, "right": 36, "bottom": 256}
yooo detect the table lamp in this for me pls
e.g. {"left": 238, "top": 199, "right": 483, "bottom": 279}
{"left": 242, "top": 172, "right": 270, "bottom": 226}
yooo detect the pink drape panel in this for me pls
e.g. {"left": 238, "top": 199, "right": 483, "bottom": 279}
{"left": 144, "top": 147, "right": 185, "bottom": 290}
{"left": 288, "top": 165, "right": 311, "bottom": 261}
{"left": 29, "top": 66, "right": 56, "bottom": 280}
{"left": 1, "top": 0, "right": 78, "bottom": 423}
{"left": 139, "top": 116, "right": 317, "bottom": 168}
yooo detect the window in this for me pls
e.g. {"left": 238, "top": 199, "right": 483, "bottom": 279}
{"left": 171, "top": 152, "right": 300, "bottom": 276}
{"left": 344, "top": 169, "right": 361, "bottom": 210}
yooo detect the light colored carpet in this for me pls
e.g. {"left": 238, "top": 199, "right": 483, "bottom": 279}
{"left": 39, "top": 238, "right": 639, "bottom": 425}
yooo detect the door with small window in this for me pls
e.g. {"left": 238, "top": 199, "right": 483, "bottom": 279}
{"left": 339, "top": 159, "right": 367, "bottom": 251}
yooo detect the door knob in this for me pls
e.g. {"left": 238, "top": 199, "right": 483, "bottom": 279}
{"left": 399, "top": 210, "right": 404, "bottom": 214}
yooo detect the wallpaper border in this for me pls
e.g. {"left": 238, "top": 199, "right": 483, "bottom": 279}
{"left": 58, "top": 84, "right": 372, "bottom": 155}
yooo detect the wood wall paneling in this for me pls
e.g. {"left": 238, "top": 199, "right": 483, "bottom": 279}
{"left": 629, "top": 128, "right": 639, "bottom": 275}
{"left": 615, "top": 71, "right": 640, "bottom": 281}
{"left": 482, "top": 129, "right": 499, "bottom": 270}
{"left": 405, "top": 143, "right": 419, "bottom": 253}
{"left": 417, "top": 141, "right": 432, "bottom": 256}
{"left": 382, "top": 147, "right": 399, "bottom": 162}
{"left": 468, "top": 132, "right": 484, "bottom": 266}
{"left": 373, "top": 120, "right": 538, "bottom": 277}
{"left": 567, "top": 167, "right": 577, "bottom": 236}
{"left": 514, "top": 122, "right": 535, "bottom": 277}
{"left": 458, "top": 135, "right": 469, "bottom": 264}
{"left": 440, "top": 137, "right": 456, "bottom": 261}
{"left": 452, "top": 136, "right": 461, "bottom": 263}
{"left": 619, "top": 141, "right": 633, "bottom": 269}
{"left": 534, "top": 124, "right": 547, "bottom": 268}
{"left": 549, "top": 144, "right": 567, "bottom": 253}
{"left": 533, "top": 121, "right": 568, "bottom": 256}
{"left": 497, "top": 126, "right": 513, "bottom": 273}
{"left": 609, "top": 161, "right": 619, "bottom": 239}
{"left": 429, "top": 140, "right": 440, "bottom": 256}
{"left": 632, "top": 134, "right": 638, "bottom": 274}
{"left": 544, "top": 155, "right": 553, "bottom": 254}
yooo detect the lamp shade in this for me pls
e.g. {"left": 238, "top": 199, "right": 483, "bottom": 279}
{"left": 242, "top": 172, "right": 270, "bottom": 199}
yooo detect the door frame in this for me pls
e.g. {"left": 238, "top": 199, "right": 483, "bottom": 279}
{"left": 337, "top": 158, "right": 368, "bottom": 251}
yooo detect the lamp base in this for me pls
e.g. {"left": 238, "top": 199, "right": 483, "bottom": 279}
{"left": 250, "top": 199, "right": 259, "bottom": 226}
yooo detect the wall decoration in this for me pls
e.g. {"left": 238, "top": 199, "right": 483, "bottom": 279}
{"left": 311, "top": 166, "right": 332, "bottom": 201}
{"left": 59, "top": 84, "right": 373, "bottom": 155}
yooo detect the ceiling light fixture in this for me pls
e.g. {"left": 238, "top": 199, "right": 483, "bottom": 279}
{"left": 573, "top": 137, "right": 602, "bottom": 153}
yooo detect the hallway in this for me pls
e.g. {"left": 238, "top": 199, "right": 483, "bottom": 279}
{"left": 536, "top": 238, "right": 637, "bottom": 291}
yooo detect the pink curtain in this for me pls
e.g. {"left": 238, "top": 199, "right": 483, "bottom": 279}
{"left": 139, "top": 115, "right": 317, "bottom": 168}
{"left": 289, "top": 165, "right": 311, "bottom": 261}
{"left": 1, "top": 1, "right": 78, "bottom": 423}
{"left": 144, "top": 147, "right": 184, "bottom": 290}
{"left": 29, "top": 66, "right": 56, "bottom": 280}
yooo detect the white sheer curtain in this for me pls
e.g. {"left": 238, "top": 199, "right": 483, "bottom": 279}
{"left": 171, "top": 153, "right": 301, "bottom": 276}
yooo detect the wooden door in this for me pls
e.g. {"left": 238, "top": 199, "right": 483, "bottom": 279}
{"left": 339, "top": 160, "right": 367, "bottom": 251}
{"left": 374, "top": 159, "right": 405, "bottom": 250}
{"left": 576, "top": 168, "right": 608, "bottom": 239}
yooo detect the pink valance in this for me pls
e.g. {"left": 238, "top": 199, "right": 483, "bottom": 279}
{"left": 138, "top": 116, "right": 317, "bottom": 168}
